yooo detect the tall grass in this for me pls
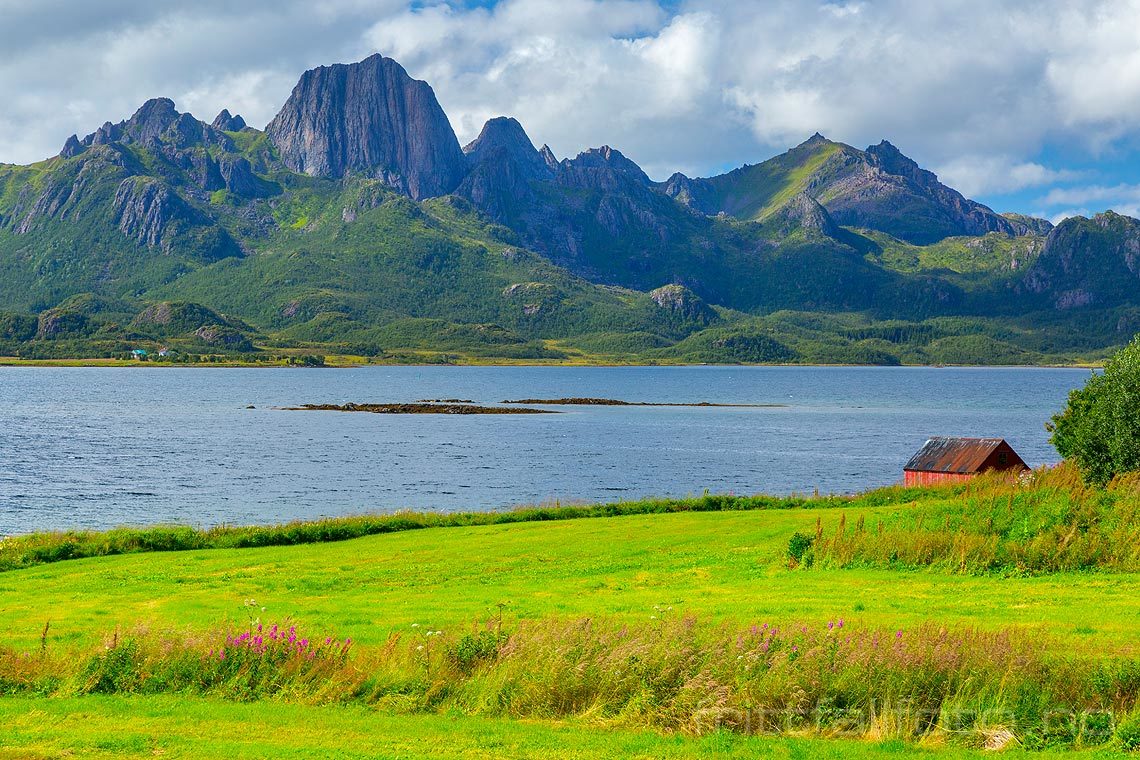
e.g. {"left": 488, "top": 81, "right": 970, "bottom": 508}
{"left": 2, "top": 615, "right": 1139, "bottom": 750}
{"left": 0, "top": 486, "right": 942, "bottom": 573}
{"left": 806, "top": 464, "right": 1140, "bottom": 574}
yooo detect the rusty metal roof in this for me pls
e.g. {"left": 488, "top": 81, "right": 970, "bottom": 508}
{"left": 903, "top": 437, "right": 1015, "bottom": 474}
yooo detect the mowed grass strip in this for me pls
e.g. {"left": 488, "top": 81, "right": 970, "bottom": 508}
{"left": 2, "top": 506, "right": 1139, "bottom": 654}
{"left": 0, "top": 488, "right": 924, "bottom": 572}
{"left": 0, "top": 695, "right": 1128, "bottom": 760}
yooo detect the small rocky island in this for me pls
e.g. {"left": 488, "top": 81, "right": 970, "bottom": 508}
{"left": 284, "top": 402, "right": 553, "bottom": 415}
{"left": 501, "top": 398, "right": 782, "bottom": 407}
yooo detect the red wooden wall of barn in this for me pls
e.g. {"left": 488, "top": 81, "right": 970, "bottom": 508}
{"left": 904, "top": 470, "right": 979, "bottom": 487}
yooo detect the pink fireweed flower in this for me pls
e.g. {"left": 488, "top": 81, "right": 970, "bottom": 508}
{"left": 896, "top": 630, "right": 903, "bottom": 639}
{"left": 837, "top": 619, "right": 844, "bottom": 629}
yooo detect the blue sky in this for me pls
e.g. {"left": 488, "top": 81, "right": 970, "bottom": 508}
{"left": 4, "top": 0, "right": 1140, "bottom": 222}
{"left": 979, "top": 141, "right": 1140, "bottom": 222}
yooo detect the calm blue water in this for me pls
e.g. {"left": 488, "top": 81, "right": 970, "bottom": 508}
{"left": 0, "top": 366, "right": 1089, "bottom": 534}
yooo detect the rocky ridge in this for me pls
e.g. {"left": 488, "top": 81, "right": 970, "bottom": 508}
{"left": 265, "top": 54, "right": 467, "bottom": 200}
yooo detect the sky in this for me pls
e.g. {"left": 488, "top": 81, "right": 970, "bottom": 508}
{"left": 3, "top": 0, "right": 1140, "bottom": 222}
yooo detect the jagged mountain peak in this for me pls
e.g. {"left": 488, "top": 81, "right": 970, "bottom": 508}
{"left": 659, "top": 132, "right": 1030, "bottom": 244}
{"left": 466, "top": 117, "right": 551, "bottom": 174}
{"left": 538, "top": 144, "right": 559, "bottom": 171}
{"left": 864, "top": 139, "right": 936, "bottom": 185}
{"left": 464, "top": 117, "right": 534, "bottom": 155}
{"left": 59, "top": 134, "right": 83, "bottom": 159}
{"left": 456, "top": 118, "right": 552, "bottom": 223}
{"left": 211, "top": 109, "right": 247, "bottom": 132}
{"left": 74, "top": 98, "right": 230, "bottom": 154}
{"left": 462, "top": 117, "right": 551, "bottom": 179}
{"left": 564, "top": 145, "right": 651, "bottom": 184}
{"left": 799, "top": 132, "right": 834, "bottom": 148}
{"left": 264, "top": 53, "right": 467, "bottom": 200}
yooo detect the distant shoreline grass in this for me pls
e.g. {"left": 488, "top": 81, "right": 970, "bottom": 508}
{"left": 0, "top": 355, "right": 1104, "bottom": 369}
{"left": 0, "top": 485, "right": 946, "bottom": 573}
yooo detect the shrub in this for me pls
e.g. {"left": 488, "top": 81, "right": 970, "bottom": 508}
{"left": 1118, "top": 712, "right": 1140, "bottom": 751}
{"left": 787, "top": 531, "right": 814, "bottom": 564}
{"left": 448, "top": 630, "right": 504, "bottom": 673}
{"left": 1050, "top": 336, "right": 1140, "bottom": 486}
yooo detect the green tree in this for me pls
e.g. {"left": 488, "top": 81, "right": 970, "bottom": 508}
{"left": 1049, "top": 336, "right": 1140, "bottom": 485}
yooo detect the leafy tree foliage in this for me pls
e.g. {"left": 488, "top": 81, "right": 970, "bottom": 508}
{"left": 1049, "top": 336, "right": 1140, "bottom": 485}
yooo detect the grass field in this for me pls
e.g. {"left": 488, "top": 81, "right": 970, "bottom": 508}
{"left": 3, "top": 475, "right": 1140, "bottom": 756}
{"left": 8, "top": 695, "right": 1134, "bottom": 759}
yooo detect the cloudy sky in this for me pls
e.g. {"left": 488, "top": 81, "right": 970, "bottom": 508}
{"left": 3, "top": 0, "right": 1140, "bottom": 221}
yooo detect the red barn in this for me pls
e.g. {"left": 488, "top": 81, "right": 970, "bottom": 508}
{"left": 903, "top": 437, "right": 1028, "bottom": 486}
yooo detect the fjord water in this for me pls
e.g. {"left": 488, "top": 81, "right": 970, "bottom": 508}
{"left": 0, "top": 365, "right": 1087, "bottom": 534}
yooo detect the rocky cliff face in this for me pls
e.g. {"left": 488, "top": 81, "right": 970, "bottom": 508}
{"left": 660, "top": 134, "right": 1038, "bottom": 245}
{"left": 559, "top": 145, "right": 652, "bottom": 190}
{"left": 111, "top": 176, "right": 240, "bottom": 260}
{"left": 769, "top": 192, "right": 839, "bottom": 238}
{"left": 265, "top": 54, "right": 467, "bottom": 200}
{"left": 1022, "top": 211, "right": 1140, "bottom": 309}
{"left": 457, "top": 133, "right": 685, "bottom": 286}
{"left": 8, "top": 145, "right": 134, "bottom": 234}
{"left": 648, "top": 284, "right": 719, "bottom": 324}
{"left": 824, "top": 140, "right": 1028, "bottom": 242}
{"left": 457, "top": 117, "right": 553, "bottom": 222}
{"left": 1003, "top": 213, "right": 1054, "bottom": 236}
{"left": 211, "top": 109, "right": 247, "bottom": 132}
{"left": 74, "top": 98, "right": 232, "bottom": 154}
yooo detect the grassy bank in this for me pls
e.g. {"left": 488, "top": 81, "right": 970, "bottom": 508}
{"left": 4, "top": 474, "right": 1140, "bottom": 755}
{"left": 806, "top": 465, "right": 1140, "bottom": 574}
{"left": 0, "top": 488, "right": 930, "bottom": 572}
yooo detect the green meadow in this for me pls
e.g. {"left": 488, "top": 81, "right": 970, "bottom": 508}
{"left": 3, "top": 471, "right": 1140, "bottom": 757}
{"left": 6, "top": 696, "right": 1131, "bottom": 759}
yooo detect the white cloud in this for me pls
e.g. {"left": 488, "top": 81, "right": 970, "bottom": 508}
{"left": 1033, "top": 183, "right": 1140, "bottom": 223}
{"left": 2, "top": 0, "right": 1140, "bottom": 209}
{"left": 935, "top": 157, "right": 1084, "bottom": 198}
{"left": 1039, "top": 183, "right": 1140, "bottom": 208}
{"left": 362, "top": 2, "right": 741, "bottom": 178}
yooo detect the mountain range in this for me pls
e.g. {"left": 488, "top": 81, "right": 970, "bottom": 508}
{"left": 2, "top": 52, "right": 1138, "bottom": 365}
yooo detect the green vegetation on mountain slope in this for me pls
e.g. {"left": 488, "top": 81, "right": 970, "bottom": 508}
{"left": 1, "top": 102, "right": 1137, "bottom": 366}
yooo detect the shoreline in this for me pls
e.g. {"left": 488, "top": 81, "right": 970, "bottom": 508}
{"left": 0, "top": 356, "right": 1103, "bottom": 370}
